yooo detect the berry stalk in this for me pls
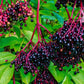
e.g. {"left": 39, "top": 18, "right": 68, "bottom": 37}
{"left": 13, "top": 74, "right": 15, "bottom": 84}
{"left": 71, "top": 0, "right": 77, "bottom": 19}
{"left": 21, "top": 0, "right": 52, "bottom": 51}
{"left": 65, "top": 8, "right": 71, "bottom": 19}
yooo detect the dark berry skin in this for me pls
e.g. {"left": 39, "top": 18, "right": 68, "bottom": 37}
{"left": 74, "top": 71, "right": 77, "bottom": 75}
{"left": 31, "top": 19, "right": 34, "bottom": 22}
{"left": 55, "top": 0, "right": 81, "bottom": 9}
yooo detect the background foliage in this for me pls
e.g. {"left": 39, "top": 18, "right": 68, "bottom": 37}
{"left": 0, "top": 0, "right": 84, "bottom": 84}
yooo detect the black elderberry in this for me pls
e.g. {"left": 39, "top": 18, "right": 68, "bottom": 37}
{"left": 74, "top": 71, "right": 77, "bottom": 75}
{"left": 31, "top": 19, "right": 34, "bottom": 22}
{"left": 79, "top": 66, "right": 82, "bottom": 69}
{"left": 10, "top": 65, "right": 12, "bottom": 68}
{"left": 20, "top": 23, "right": 23, "bottom": 26}
{"left": 20, "top": 27, "right": 22, "bottom": 29}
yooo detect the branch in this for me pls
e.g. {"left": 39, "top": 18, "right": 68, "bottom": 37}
{"left": 71, "top": 0, "right": 76, "bottom": 19}
{"left": 65, "top": 8, "right": 71, "bottom": 19}
{"left": 37, "top": 0, "right": 40, "bottom": 24}
{"left": 1, "top": 0, "right": 3, "bottom": 7}
{"left": 22, "top": 26, "right": 37, "bottom": 51}
{"left": 13, "top": 74, "right": 15, "bottom": 84}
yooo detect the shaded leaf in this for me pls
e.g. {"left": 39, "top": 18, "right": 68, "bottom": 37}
{"left": 41, "top": 15, "right": 56, "bottom": 20}
{"left": 53, "top": 12, "right": 64, "bottom": 25}
{"left": 0, "top": 48, "right": 4, "bottom": 52}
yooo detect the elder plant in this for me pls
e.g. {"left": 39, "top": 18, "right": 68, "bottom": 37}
{"left": 0, "top": 0, "right": 84, "bottom": 84}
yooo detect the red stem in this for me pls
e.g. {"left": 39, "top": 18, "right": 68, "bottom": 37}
{"left": 80, "top": 0, "right": 83, "bottom": 9}
{"left": 71, "top": 0, "right": 77, "bottom": 19}
{"left": 65, "top": 8, "right": 71, "bottom": 19}
{"left": 37, "top": 0, "right": 40, "bottom": 25}
{"left": 39, "top": 26, "right": 43, "bottom": 40}
{"left": 21, "top": 0, "right": 52, "bottom": 53}
{"left": 73, "top": 10, "right": 80, "bottom": 21}
{"left": 37, "top": 25, "right": 40, "bottom": 41}
{"left": 0, "top": 0, "right": 3, "bottom": 7}
{"left": 22, "top": 26, "right": 37, "bottom": 51}
{"left": 11, "top": 0, "right": 12, "bottom": 3}
{"left": 79, "top": 0, "right": 83, "bottom": 25}
{"left": 13, "top": 74, "right": 15, "bottom": 84}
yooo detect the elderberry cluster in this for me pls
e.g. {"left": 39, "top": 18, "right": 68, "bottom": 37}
{"left": 0, "top": 1, "right": 34, "bottom": 32}
{"left": 10, "top": 40, "right": 60, "bottom": 76}
{"left": 10, "top": 42, "right": 55, "bottom": 74}
{"left": 10, "top": 20, "right": 84, "bottom": 75}
{"left": 32, "top": 69, "right": 58, "bottom": 84}
{"left": 55, "top": 0, "right": 81, "bottom": 9}
{"left": 49, "top": 21, "right": 84, "bottom": 73}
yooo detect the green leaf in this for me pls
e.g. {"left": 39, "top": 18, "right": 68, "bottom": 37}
{"left": 22, "top": 30, "right": 38, "bottom": 43}
{"left": 41, "top": 15, "right": 56, "bottom": 20}
{"left": 48, "top": 62, "right": 66, "bottom": 82}
{"left": 0, "top": 64, "right": 10, "bottom": 76}
{"left": 39, "top": 10, "right": 51, "bottom": 16}
{"left": 42, "top": 3, "right": 57, "bottom": 11}
{"left": 30, "top": 73, "right": 37, "bottom": 82}
{"left": 20, "top": 68, "right": 31, "bottom": 84}
{"left": 69, "top": 70, "right": 84, "bottom": 84}
{"left": 53, "top": 12, "right": 64, "bottom": 25}
{"left": 41, "top": 24, "right": 53, "bottom": 32}
{"left": 80, "top": 60, "right": 84, "bottom": 71}
{"left": 13, "top": 25, "right": 21, "bottom": 37}
{"left": 8, "top": 80, "right": 20, "bottom": 84}
{"left": 3, "top": 0, "right": 11, "bottom": 4}
{"left": 23, "top": 16, "right": 36, "bottom": 31}
{"left": 0, "top": 48, "right": 4, "bottom": 52}
{"left": 0, "top": 64, "right": 14, "bottom": 84}
{"left": 62, "top": 75, "right": 73, "bottom": 84}
{"left": 0, "top": 36, "right": 21, "bottom": 48}
{"left": 63, "top": 65, "right": 72, "bottom": 72}
{"left": 0, "top": 52, "right": 16, "bottom": 64}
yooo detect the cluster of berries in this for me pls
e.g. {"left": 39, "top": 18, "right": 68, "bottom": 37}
{"left": 10, "top": 21, "right": 84, "bottom": 79}
{"left": 0, "top": 1, "right": 34, "bottom": 32}
{"left": 32, "top": 69, "right": 57, "bottom": 84}
{"left": 55, "top": 0, "right": 81, "bottom": 9}
{"left": 11, "top": 42, "right": 56, "bottom": 74}
{"left": 8, "top": 0, "right": 84, "bottom": 83}
{"left": 50, "top": 21, "right": 84, "bottom": 73}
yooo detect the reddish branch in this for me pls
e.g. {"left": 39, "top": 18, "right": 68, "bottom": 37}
{"left": 13, "top": 0, "right": 83, "bottom": 84}
{"left": 79, "top": 0, "right": 83, "bottom": 25}
{"left": 1, "top": 0, "right": 3, "bottom": 7}
{"left": 13, "top": 74, "right": 15, "bottom": 84}
{"left": 65, "top": 8, "right": 71, "bottom": 19}
{"left": 21, "top": 0, "right": 52, "bottom": 52}
{"left": 71, "top": 0, "right": 77, "bottom": 19}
